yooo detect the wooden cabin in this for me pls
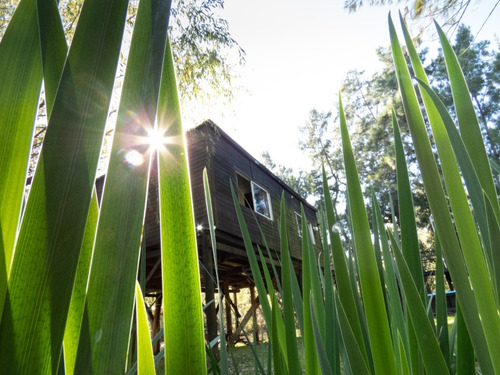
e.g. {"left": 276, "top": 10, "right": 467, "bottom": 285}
{"left": 141, "top": 120, "right": 321, "bottom": 345}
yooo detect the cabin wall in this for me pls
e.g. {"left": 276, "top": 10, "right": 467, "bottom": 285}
{"left": 187, "top": 123, "right": 320, "bottom": 262}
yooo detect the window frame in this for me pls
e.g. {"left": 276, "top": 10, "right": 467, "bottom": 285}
{"left": 251, "top": 181, "right": 273, "bottom": 220}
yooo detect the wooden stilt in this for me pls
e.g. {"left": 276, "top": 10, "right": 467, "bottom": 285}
{"left": 152, "top": 294, "right": 162, "bottom": 354}
{"left": 201, "top": 231, "right": 218, "bottom": 351}
{"left": 222, "top": 281, "right": 232, "bottom": 339}
{"left": 250, "top": 286, "right": 259, "bottom": 344}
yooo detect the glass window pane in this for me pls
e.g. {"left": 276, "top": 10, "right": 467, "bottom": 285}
{"left": 251, "top": 182, "right": 271, "bottom": 219}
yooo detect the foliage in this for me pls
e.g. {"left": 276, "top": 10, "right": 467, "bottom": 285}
{"left": 344, "top": 0, "right": 480, "bottom": 30}
{"left": 0, "top": 0, "right": 205, "bottom": 373}
{"left": 296, "top": 24, "right": 499, "bottom": 273}
{"left": 231, "top": 14, "right": 500, "bottom": 375}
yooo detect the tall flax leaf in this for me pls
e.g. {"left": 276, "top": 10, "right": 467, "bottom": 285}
{"left": 0, "top": 0, "right": 42, "bottom": 313}
{"left": 157, "top": 39, "right": 206, "bottom": 373}
{"left": 135, "top": 281, "right": 155, "bottom": 375}
{"left": 407, "top": 41, "right": 500, "bottom": 362}
{"left": 36, "top": 0, "right": 68, "bottom": 115}
{"left": 0, "top": 0, "right": 129, "bottom": 372}
{"left": 416, "top": 78, "right": 500, "bottom": 299}
{"left": 230, "top": 182, "right": 272, "bottom": 325}
{"left": 279, "top": 195, "right": 301, "bottom": 374}
{"left": 392, "top": 111, "right": 422, "bottom": 373}
{"left": 339, "top": 92, "right": 397, "bottom": 375}
{"left": 203, "top": 169, "right": 228, "bottom": 375}
{"left": 401, "top": 20, "right": 500, "bottom": 341}
{"left": 389, "top": 232, "right": 449, "bottom": 375}
{"left": 434, "top": 235, "right": 450, "bottom": 368}
{"left": 63, "top": 190, "right": 99, "bottom": 375}
{"left": 435, "top": 23, "right": 500, "bottom": 222}
{"left": 400, "top": 15, "right": 491, "bottom": 257}
{"left": 371, "top": 191, "right": 407, "bottom": 355}
{"left": 302, "top": 206, "right": 320, "bottom": 375}
{"left": 321, "top": 167, "right": 368, "bottom": 363}
{"left": 74, "top": 0, "right": 171, "bottom": 371}
{"left": 388, "top": 15, "right": 495, "bottom": 374}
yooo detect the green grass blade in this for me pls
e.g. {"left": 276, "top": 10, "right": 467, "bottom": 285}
{"left": 321, "top": 166, "right": 368, "bottom": 363}
{"left": 301, "top": 207, "right": 320, "bottom": 375}
{"left": 271, "top": 297, "right": 286, "bottom": 375}
{"left": 388, "top": 231, "right": 449, "bottom": 374}
{"left": 203, "top": 168, "right": 228, "bottom": 375}
{"left": 0, "top": 0, "right": 42, "bottom": 299}
{"left": 157, "top": 39, "right": 206, "bottom": 374}
{"left": 63, "top": 190, "right": 98, "bottom": 375}
{"left": 371, "top": 191, "right": 407, "bottom": 349}
{"left": 417, "top": 78, "right": 499, "bottom": 297}
{"left": 135, "top": 281, "right": 155, "bottom": 374}
{"left": 302, "top": 207, "right": 325, "bottom": 339}
{"left": 414, "top": 65, "right": 500, "bottom": 367}
{"left": 0, "top": 0, "right": 129, "bottom": 372}
{"left": 279, "top": 195, "right": 302, "bottom": 374}
{"left": 319, "top": 206, "right": 340, "bottom": 373}
{"left": 335, "top": 294, "right": 371, "bottom": 375}
{"left": 456, "top": 303, "right": 475, "bottom": 375}
{"left": 434, "top": 234, "right": 451, "bottom": 369}
{"left": 484, "top": 192, "right": 500, "bottom": 302}
{"left": 435, "top": 22, "right": 500, "bottom": 222}
{"left": 74, "top": 0, "right": 172, "bottom": 371}
{"left": 310, "top": 297, "right": 333, "bottom": 375}
{"left": 392, "top": 111, "right": 423, "bottom": 373}
{"left": 389, "top": 15, "right": 495, "bottom": 374}
{"left": 339, "top": 92, "right": 397, "bottom": 374}
{"left": 36, "top": 0, "right": 68, "bottom": 116}
{"left": 392, "top": 109, "right": 425, "bottom": 297}
{"left": 230, "top": 182, "right": 272, "bottom": 325}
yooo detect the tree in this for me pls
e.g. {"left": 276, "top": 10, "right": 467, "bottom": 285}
{"left": 1, "top": 0, "right": 244, "bottom": 176}
{"left": 344, "top": 0, "right": 481, "bottom": 29}
{"left": 0, "top": 0, "right": 244, "bottom": 108}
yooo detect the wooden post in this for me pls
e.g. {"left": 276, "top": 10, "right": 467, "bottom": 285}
{"left": 152, "top": 294, "right": 162, "bottom": 354}
{"left": 201, "top": 231, "right": 218, "bottom": 351}
{"left": 222, "top": 281, "right": 232, "bottom": 339}
{"left": 250, "top": 286, "right": 259, "bottom": 344}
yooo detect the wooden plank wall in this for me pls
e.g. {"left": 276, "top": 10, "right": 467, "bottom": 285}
{"left": 187, "top": 122, "right": 321, "bottom": 262}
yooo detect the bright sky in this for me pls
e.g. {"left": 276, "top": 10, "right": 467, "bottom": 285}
{"left": 186, "top": 0, "right": 499, "bottom": 171}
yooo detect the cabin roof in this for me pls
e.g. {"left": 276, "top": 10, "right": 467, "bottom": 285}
{"left": 190, "top": 120, "right": 317, "bottom": 214}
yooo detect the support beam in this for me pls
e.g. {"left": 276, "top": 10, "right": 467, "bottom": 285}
{"left": 229, "top": 295, "right": 261, "bottom": 346}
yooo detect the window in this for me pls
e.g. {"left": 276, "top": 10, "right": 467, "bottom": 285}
{"left": 251, "top": 182, "right": 272, "bottom": 219}
{"left": 237, "top": 173, "right": 253, "bottom": 210}
{"left": 295, "top": 211, "right": 316, "bottom": 244}
{"left": 236, "top": 173, "right": 273, "bottom": 220}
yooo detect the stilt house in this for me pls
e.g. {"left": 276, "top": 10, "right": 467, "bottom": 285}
{"left": 141, "top": 120, "right": 321, "bottom": 345}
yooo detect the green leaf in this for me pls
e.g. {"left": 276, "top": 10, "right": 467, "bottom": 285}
{"left": 389, "top": 14, "right": 495, "bottom": 374}
{"left": 279, "top": 195, "right": 302, "bottom": 374}
{"left": 0, "top": 0, "right": 42, "bottom": 316}
{"left": 203, "top": 168, "right": 228, "bottom": 375}
{"left": 321, "top": 166, "right": 368, "bottom": 363}
{"left": 63, "top": 190, "right": 99, "bottom": 375}
{"left": 435, "top": 22, "right": 500, "bottom": 223}
{"left": 157, "top": 37, "right": 206, "bottom": 373}
{"left": 0, "top": 1, "right": 130, "bottom": 372}
{"left": 335, "top": 294, "right": 371, "bottom": 375}
{"left": 389, "top": 231, "right": 449, "bottom": 375}
{"left": 339, "top": 92, "right": 397, "bottom": 375}
{"left": 74, "top": 0, "right": 172, "bottom": 370}
{"left": 135, "top": 281, "right": 155, "bottom": 375}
